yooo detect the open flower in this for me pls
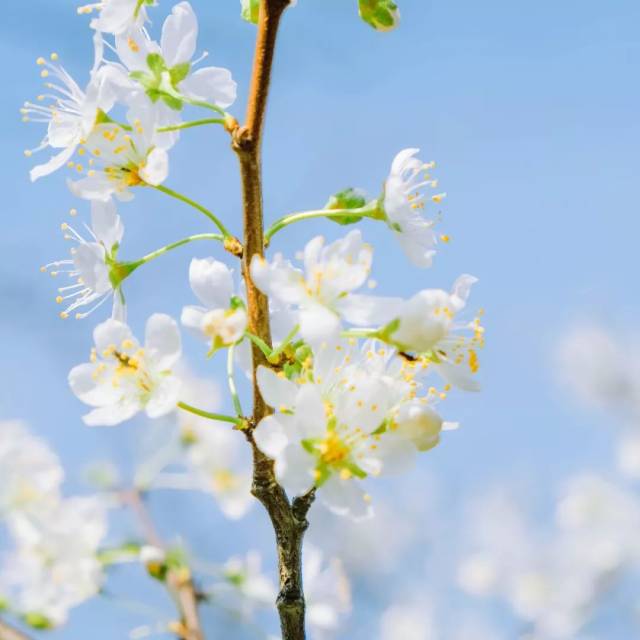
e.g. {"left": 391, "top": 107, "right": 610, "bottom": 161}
{"left": 79, "top": 0, "right": 156, "bottom": 36}
{"left": 107, "top": 2, "right": 236, "bottom": 113}
{"left": 389, "top": 274, "right": 484, "bottom": 390}
{"left": 22, "top": 53, "right": 116, "bottom": 182}
{"left": 67, "top": 100, "right": 169, "bottom": 201}
{"left": 382, "top": 148, "right": 446, "bottom": 268}
{"left": 179, "top": 375, "right": 252, "bottom": 519}
{"left": 42, "top": 200, "right": 129, "bottom": 320}
{"left": 254, "top": 342, "right": 418, "bottom": 519}
{"left": 181, "top": 257, "right": 247, "bottom": 354}
{"left": 69, "top": 314, "right": 182, "bottom": 426}
{"left": 304, "top": 545, "right": 351, "bottom": 638}
{"left": 251, "top": 230, "right": 398, "bottom": 344}
{"left": 1, "top": 497, "right": 107, "bottom": 627}
{"left": 0, "top": 421, "right": 62, "bottom": 517}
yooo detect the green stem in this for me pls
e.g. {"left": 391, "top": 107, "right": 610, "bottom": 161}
{"left": 227, "top": 345, "right": 244, "bottom": 418}
{"left": 264, "top": 203, "right": 381, "bottom": 244}
{"left": 134, "top": 233, "right": 224, "bottom": 267}
{"left": 245, "top": 331, "right": 273, "bottom": 359}
{"left": 153, "top": 185, "right": 233, "bottom": 238}
{"left": 340, "top": 328, "right": 381, "bottom": 339}
{"left": 185, "top": 99, "right": 227, "bottom": 116}
{"left": 268, "top": 324, "right": 300, "bottom": 363}
{"left": 157, "top": 118, "right": 226, "bottom": 133}
{"left": 177, "top": 402, "right": 244, "bottom": 426}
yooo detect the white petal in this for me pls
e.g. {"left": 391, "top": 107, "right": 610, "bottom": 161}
{"left": 299, "top": 303, "right": 340, "bottom": 345}
{"left": 145, "top": 313, "right": 181, "bottom": 370}
{"left": 256, "top": 366, "right": 298, "bottom": 410}
{"left": 93, "top": 318, "right": 135, "bottom": 354}
{"left": 450, "top": 274, "right": 478, "bottom": 311}
{"left": 83, "top": 401, "right": 140, "bottom": 427}
{"left": 67, "top": 174, "right": 117, "bottom": 202}
{"left": 188, "top": 257, "right": 234, "bottom": 309}
{"left": 337, "top": 294, "right": 403, "bottom": 326}
{"left": 250, "top": 254, "right": 304, "bottom": 305}
{"left": 139, "top": 147, "right": 168, "bottom": 186}
{"left": 320, "top": 476, "right": 372, "bottom": 521}
{"left": 30, "top": 145, "right": 76, "bottom": 182}
{"left": 390, "top": 148, "right": 420, "bottom": 175}
{"left": 161, "top": 1, "right": 198, "bottom": 67}
{"left": 254, "top": 415, "right": 289, "bottom": 458}
{"left": 91, "top": 199, "right": 123, "bottom": 249}
{"left": 181, "top": 305, "right": 207, "bottom": 338}
{"left": 68, "top": 363, "right": 120, "bottom": 407}
{"left": 145, "top": 376, "right": 181, "bottom": 418}
{"left": 434, "top": 361, "right": 481, "bottom": 392}
{"left": 276, "top": 444, "right": 315, "bottom": 497}
{"left": 180, "top": 67, "right": 237, "bottom": 109}
{"left": 294, "top": 385, "right": 327, "bottom": 439}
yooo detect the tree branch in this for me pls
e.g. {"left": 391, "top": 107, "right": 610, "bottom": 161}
{"left": 232, "top": 1, "right": 316, "bottom": 638}
{"left": 123, "top": 490, "right": 204, "bottom": 640}
{"left": 0, "top": 619, "right": 33, "bottom": 640}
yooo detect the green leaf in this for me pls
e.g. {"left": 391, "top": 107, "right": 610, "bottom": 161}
{"left": 146, "top": 53, "right": 167, "bottom": 77}
{"left": 170, "top": 62, "right": 191, "bottom": 86}
{"left": 161, "top": 93, "right": 183, "bottom": 111}
{"left": 0, "top": 595, "right": 8, "bottom": 612}
{"left": 240, "top": 0, "right": 260, "bottom": 24}
{"left": 358, "top": 0, "right": 400, "bottom": 31}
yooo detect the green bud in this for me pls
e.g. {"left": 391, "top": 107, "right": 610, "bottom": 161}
{"left": 325, "top": 187, "right": 368, "bottom": 226}
{"left": 358, "top": 0, "right": 400, "bottom": 31}
{"left": 240, "top": 0, "right": 260, "bottom": 24}
{"left": 23, "top": 612, "right": 54, "bottom": 630}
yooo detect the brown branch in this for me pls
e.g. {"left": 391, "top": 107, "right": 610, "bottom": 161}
{"left": 231, "top": 1, "right": 316, "bottom": 638}
{"left": 123, "top": 490, "right": 204, "bottom": 640}
{"left": 0, "top": 619, "right": 33, "bottom": 640}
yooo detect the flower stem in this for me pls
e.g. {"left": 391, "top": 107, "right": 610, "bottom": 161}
{"left": 185, "top": 99, "right": 227, "bottom": 116}
{"left": 158, "top": 118, "right": 226, "bottom": 133}
{"left": 268, "top": 324, "right": 299, "bottom": 363}
{"left": 227, "top": 345, "right": 244, "bottom": 418}
{"left": 177, "top": 401, "right": 245, "bottom": 426}
{"left": 153, "top": 184, "right": 233, "bottom": 238}
{"left": 264, "top": 203, "right": 380, "bottom": 244}
{"left": 137, "top": 233, "right": 224, "bottom": 266}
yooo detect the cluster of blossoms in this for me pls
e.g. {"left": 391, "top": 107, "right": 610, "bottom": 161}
{"left": 23, "top": 0, "right": 483, "bottom": 522}
{"left": 457, "top": 476, "right": 640, "bottom": 639}
{"left": 18, "top": 0, "right": 484, "bottom": 636}
{"left": 0, "top": 421, "right": 108, "bottom": 627}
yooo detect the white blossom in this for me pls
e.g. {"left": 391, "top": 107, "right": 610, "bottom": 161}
{"left": 389, "top": 274, "right": 483, "bottom": 391}
{"left": 181, "top": 257, "right": 248, "bottom": 353}
{"left": 106, "top": 2, "right": 236, "bottom": 114}
{"left": 22, "top": 53, "right": 117, "bottom": 182}
{"left": 67, "top": 99, "right": 170, "bottom": 201}
{"left": 0, "top": 496, "right": 107, "bottom": 626}
{"left": 42, "top": 200, "right": 127, "bottom": 321}
{"left": 382, "top": 148, "right": 446, "bottom": 268}
{"left": 379, "top": 602, "right": 436, "bottom": 640}
{"left": 304, "top": 545, "right": 351, "bottom": 638}
{"left": 253, "top": 341, "right": 449, "bottom": 519}
{"left": 69, "top": 314, "right": 182, "bottom": 426}
{"left": 251, "top": 230, "right": 397, "bottom": 344}
{"left": 178, "top": 376, "right": 252, "bottom": 519}
{"left": 209, "top": 551, "right": 276, "bottom": 619}
{"left": 0, "top": 421, "right": 62, "bottom": 517}
{"left": 79, "top": 0, "right": 157, "bottom": 36}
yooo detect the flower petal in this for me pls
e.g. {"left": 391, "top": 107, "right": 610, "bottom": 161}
{"left": 145, "top": 376, "right": 181, "bottom": 418}
{"left": 161, "top": 1, "right": 197, "bottom": 67}
{"left": 180, "top": 66, "right": 237, "bottom": 109}
{"left": 256, "top": 366, "right": 298, "bottom": 410}
{"left": 82, "top": 401, "right": 140, "bottom": 427}
{"left": 188, "top": 257, "right": 234, "bottom": 309}
{"left": 254, "top": 415, "right": 289, "bottom": 458}
{"left": 145, "top": 313, "right": 181, "bottom": 370}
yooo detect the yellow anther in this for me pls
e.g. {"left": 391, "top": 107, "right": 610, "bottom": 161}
{"left": 23, "top": 150, "right": 32, "bottom": 157}
{"left": 59, "top": 311, "right": 69, "bottom": 319}
{"left": 36, "top": 57, "right": 46, "bottom": 65}
{"left": 440, "top": 234, "right": 450, "bottom": 243}
{"left": 339, "top": 468, "right": 352, "bottom": 480}
{"left": 55, "top": 296, "right": 63, "bottom": 304}
{"left": 50, "top": 52, "right": 59, "bottom": 61}
{"left": 69, "top": 208, "right": 77, "bottom": 216}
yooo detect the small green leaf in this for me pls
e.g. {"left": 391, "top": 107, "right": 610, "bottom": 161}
{"left": 358, "top": 0, "right": 400, "bottom": 31}
{"left": 240, "top": 0, "right": 260, "bottom": 24}
{"left": 170, "top": 62, "right": 191, "bottom": 86}
{"left": 146, "top": 53, "right": 167, "bottom": 76}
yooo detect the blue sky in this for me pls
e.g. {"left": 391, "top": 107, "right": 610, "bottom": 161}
{"left": 2, "top": 0, "right": 640, "bottom": 637}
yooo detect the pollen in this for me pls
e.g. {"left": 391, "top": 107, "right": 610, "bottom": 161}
{"left": 440, "top": 234, "right": 450, "bottom": 243}
{"left": 36, "top": 57, "right": 46, "bottom": 65}
{"left": 59, "top": 311, "right": 69, "bottom": 319}
{"left": 69, "top": 208, "right": 77, "bottom": 216}
{"left": 127, "top": 37, "right": 140, "bottom": 53}
{"left": 23, "top": 150, "right": 32, "bottom": 157}
{"left": 40, "top": 69, "right": 49, "bottom": 78}
{"left": 50, "top": 52, "right": 59, "bottom": 61}
{"left": 55, "top": 296, "right": 63, "bottom": 304}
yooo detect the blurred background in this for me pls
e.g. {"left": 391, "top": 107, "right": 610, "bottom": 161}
{"left": 1, "top": 0, "right": 640, "bottom": 638}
